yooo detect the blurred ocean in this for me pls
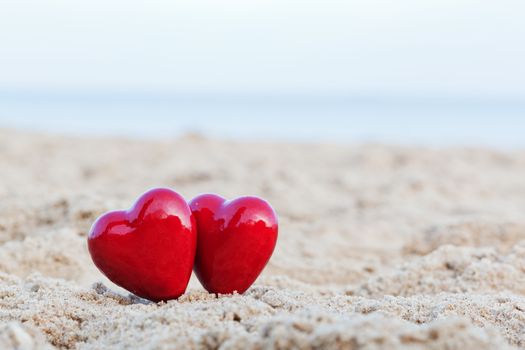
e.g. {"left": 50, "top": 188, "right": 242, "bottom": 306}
{"left": 1, "top": 90, "right": 524, "bottom": 149}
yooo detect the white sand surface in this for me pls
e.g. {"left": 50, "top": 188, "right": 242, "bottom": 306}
{"left": 1, "top": 129, "right": 524, "bottom": 349}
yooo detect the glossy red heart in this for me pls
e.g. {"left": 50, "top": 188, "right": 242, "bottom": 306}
{"left": 189, "top": 194, "right": 278, "bottom": 294}
{"left": 88, "top": 188, "right": 196, "bottom": 301}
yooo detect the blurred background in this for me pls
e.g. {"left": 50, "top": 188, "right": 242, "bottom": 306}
{"left": 1, "top": 0, "right": 524, "bottom": 148}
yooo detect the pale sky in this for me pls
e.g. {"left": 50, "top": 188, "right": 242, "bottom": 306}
{"left": 1, "top": 0, "right": 525, "bottom": 97}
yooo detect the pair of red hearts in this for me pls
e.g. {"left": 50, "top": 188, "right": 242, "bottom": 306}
{"left": 88, "top": 188, "right": 278, "bottom": 302}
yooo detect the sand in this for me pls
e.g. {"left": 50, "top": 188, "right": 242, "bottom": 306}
{"left": 0, "top": 128, "right": 524, "bottom": 349}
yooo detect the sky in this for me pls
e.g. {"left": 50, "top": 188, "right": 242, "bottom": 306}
{"left": 1, "top": 0, "right": 525, "bottom": 147}
{"left": 1, "top": 0, "right": 525, "bottom": 97}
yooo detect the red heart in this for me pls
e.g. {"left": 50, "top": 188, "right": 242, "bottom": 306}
{"left": 88, "top": 188, "right": 196, "bottom": 301}
{"left": 189, "top": 194, "right": 278, "bottom": 294}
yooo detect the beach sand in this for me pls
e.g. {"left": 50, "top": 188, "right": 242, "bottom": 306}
{"left": 1, "top": 129, "right": 524, "bottom": 349}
